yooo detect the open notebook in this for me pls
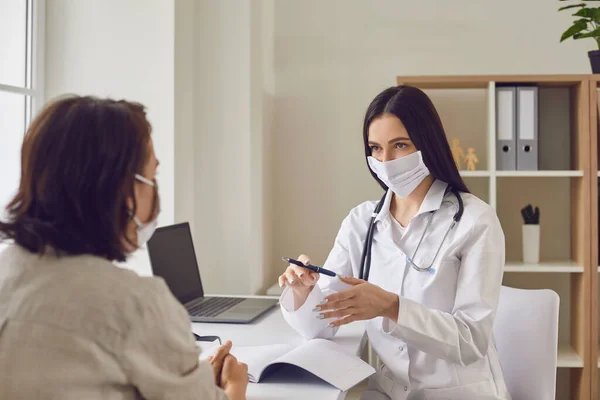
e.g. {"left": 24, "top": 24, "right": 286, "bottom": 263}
{"left": 200, "top": 338, "right": 375, "bottom": 391}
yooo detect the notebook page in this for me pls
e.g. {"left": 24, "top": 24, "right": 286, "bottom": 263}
{"left": 278, "top": 338, "right": 375, "bottom": 391}
{"left": 200, "top": 344, "right": 292, "bottom": 382}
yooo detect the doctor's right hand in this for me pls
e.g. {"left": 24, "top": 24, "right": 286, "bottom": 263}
{"left": 278, "top": 254, "right": 320, "bottom": 296}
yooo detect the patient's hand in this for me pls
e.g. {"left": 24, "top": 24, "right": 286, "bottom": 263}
{"left": 208, "top": 340, "right": 233, "bottom": 386}
{"left": 221, "top": 354, "right": 249, "bottom": 400}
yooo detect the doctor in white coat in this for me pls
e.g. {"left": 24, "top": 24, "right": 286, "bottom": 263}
{"left": 278, "top": 85, "right": 511, "bottom": 400}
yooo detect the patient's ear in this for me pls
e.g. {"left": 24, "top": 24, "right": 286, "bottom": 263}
{"left": 126, "top": 196, "right": 134, "bottom": 210}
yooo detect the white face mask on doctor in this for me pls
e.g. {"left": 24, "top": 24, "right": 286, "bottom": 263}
{"left": 367, "top": 151, "right": 430, "bottom": 198}
{"left": 130, "top": 173, "right": 159, "bottom": 248}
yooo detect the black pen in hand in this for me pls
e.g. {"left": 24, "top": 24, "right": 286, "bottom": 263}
{"left": 282, "top": 257, "right": 341, "bottom": 277}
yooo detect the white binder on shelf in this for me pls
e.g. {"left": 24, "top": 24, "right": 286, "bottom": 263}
{"left": 495, "top": 86, "right": 517, "bottom": 171}
{"left": 516, "top": 86, "right": 539, "bottom": 171}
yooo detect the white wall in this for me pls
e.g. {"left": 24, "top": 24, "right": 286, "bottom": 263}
{"left": 174, "top": 0, "right": 277, "bottom": 295}
{"left": 0, "top": 0, "right": 32, "bottom": 239}
{"left": 44, "top": 0, "right": 174, "bottom": 275}
{"left": 0, "top": 0, "right": 27, "bottom": 87}
{"left": 174, "top": 0, "right": 273, "bottom": 295}
{"left": 267, "top": 0, "right": 594, "bottom": 284}
{"left": 42, "top": 0, "right": 271, "bottom": 293}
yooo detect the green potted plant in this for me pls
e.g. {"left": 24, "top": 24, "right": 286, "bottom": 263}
{"left": 559, "top": 0, "right": 600, "bottom": 73}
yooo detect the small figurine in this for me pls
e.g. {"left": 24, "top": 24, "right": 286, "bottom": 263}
{"left": 464, "top": 147, "right": 479, "bottom": 171}
{"left": 450, "top": 138, "right": 464, "bottom": 170}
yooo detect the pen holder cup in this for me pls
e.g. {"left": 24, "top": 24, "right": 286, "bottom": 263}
{"left": 522, "top": 224, "right": 540, "bottom": 264}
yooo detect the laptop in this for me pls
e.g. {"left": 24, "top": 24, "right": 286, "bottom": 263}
{"left": 147, "top": 222, "right": 278, "bottom": 323}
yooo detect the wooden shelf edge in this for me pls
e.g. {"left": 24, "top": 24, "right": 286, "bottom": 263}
{"left": 496, "top": 170, "right": 584, "bottom": 177}
{"left": 459, "top": 171, "right": 490, "bottom": 177}
{"left": 396, "top": 74, "right": 591, "bottom": 89}
{"left": 504, "top": 261, "right": 583, "bottom": 273}
{"left": 459, "top": 171, "right": 585, "bottom": 177}
{"left": 557, "top": 344, "right": 584, "bottom": 368}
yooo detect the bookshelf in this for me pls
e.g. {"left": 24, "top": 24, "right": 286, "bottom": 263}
{"left": 589, "top": 77, "right": 600, "bottom": 400}
{"left": 397, "top": 75, "right": 592, "bottom": 400}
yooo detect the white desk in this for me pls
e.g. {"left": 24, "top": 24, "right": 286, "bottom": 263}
{"left": 192, "top": 298, "right": 368, "bottom": 400}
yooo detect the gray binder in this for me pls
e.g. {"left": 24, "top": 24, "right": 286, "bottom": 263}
{"left": 496, "top": 87, "right": 517, "bottom": 171}
{"left": 516, "top": 86, "right": 538, "bottom": 171}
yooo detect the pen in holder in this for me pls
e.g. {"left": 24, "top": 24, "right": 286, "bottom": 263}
{"left": 521, "top": 204, "right": 540, "bottom": 264}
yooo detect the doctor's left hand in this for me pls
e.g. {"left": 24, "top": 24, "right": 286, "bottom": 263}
{"left": 314, "top": 276, "right": 400, "bottom": 327}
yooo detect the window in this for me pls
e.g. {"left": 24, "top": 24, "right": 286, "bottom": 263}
{"left": 0, "top": 0, "right": 44, "bottom": 221}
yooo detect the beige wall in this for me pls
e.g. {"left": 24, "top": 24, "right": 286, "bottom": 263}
{"left": 174, "top": 0, "right": 196, "bottom": 239}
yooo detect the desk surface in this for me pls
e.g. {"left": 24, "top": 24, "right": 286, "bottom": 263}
{"left": 192, "top": 301, "right": 368, "bottom": 400}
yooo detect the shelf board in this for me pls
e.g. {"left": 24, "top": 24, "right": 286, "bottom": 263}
{"left": 396, "top": 74, "right": 590, "bottom": 89}
{"left": 504, "top": 261, "right": 583, "bottom": 273}
{"left": 557, "top": 345, "right": 583, "bottom": 368}
{"left": 598, "top": 349, "right": 600, "bottom": 368}
{"left": 495, "top": 170, "right": 583, "bottom": 177}
{"left": 459, "top": 170, "right": 490, "bottom": 177}
{"left": 458, "top": 170, "right": 583, "bottom": 177}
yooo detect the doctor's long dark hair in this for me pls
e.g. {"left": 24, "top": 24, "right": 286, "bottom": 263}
{"left": 363, "top": 85, "right": 469, "bottom": 194}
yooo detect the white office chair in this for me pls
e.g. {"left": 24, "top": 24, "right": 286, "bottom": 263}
{"left": 492, "top": 285, "right": 560, "bottom": 400}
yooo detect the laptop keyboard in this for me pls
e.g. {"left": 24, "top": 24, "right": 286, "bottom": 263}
{"left": 188, "top": 297, "right": 245, "bottom": 318}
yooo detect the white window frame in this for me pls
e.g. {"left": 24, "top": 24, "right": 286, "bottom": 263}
{"left": 0, "top": 0, "right": 44, "bottom": 246}
{"left": 0, "top": 0, "right": 45, "bottom": 124}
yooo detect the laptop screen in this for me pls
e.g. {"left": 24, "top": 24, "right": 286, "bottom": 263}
{"left": 147, "top": 222, "right": 204, "bottom": 305}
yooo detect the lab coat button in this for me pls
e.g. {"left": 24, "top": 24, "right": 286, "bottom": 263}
{"left": 398, "top": 346, "right": 404, "bottom": 352}
{"left": 404, "top": 386, "right": 408, "bottom": 391}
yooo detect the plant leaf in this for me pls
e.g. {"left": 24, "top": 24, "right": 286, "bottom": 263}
{"left": 590, "top": 7, "right": 600, "bottom": 22}
{"left": 573, "top": 8, "right": 593, "bottom": 18}
{"left": 572, "top": 7, "right": 600, "bottom": 19}
{"left": 561, "top": 20, "right": 589, "bottom": 42}
{"left": 574, "top": 26, "right": 600, "bottom": 38}
{"left": 559, "top": 4, "right": 586, "bottom": 10}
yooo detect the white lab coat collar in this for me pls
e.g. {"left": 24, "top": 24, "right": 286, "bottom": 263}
{"left": 374, "top": 179, "right": 449, "bottom": 224}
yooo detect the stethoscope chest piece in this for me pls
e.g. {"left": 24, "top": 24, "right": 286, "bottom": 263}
{"left": 408, "top": 255, "right": 434, "bottom": 271}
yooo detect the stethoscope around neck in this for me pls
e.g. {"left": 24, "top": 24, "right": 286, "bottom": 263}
{"left": 358, "top": 186, "right": 464, "bottom": 281}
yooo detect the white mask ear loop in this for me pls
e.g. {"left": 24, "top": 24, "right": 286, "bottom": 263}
{"left": 130, "top": 174, "right": 155, "bottom": 227}
{"left": 131, "top": 214, "right": 143, "bottom": 228}
{"left": 135, "top": 173, "right": 155, "bottom": 187}
{"left": 130, "top": 173, "right": 159, "bottom": 248}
